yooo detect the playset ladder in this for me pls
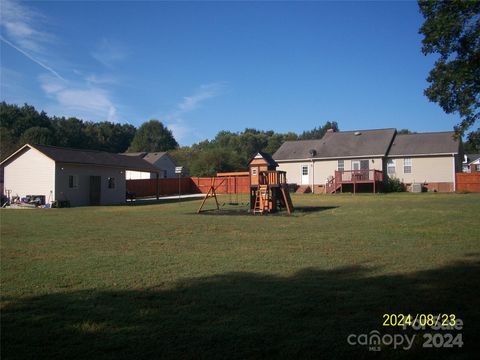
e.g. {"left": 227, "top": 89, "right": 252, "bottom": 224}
{"left": 253, "top": 185, "right": 270, "bottom": 214}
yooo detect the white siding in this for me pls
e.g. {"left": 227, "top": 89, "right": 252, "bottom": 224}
{"left": 277, "top": 162, "right": 305, "bottom": 184}
{"left": 387, "top": 155, "right": 455, "bottom": 183}
{"left": 56, "top": 163, "right": 126, "bottom": 206}
{"left": 126, "top": 170, "right": 152, "bottom": 180}
{"left": 3, "top": 148, "right": 55, "bottom": 201}
{"left": 153, "top": 155, "right": 176, "bottom": 178}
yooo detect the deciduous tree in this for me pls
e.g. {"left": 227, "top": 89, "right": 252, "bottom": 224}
{"left": 418, "top": 0, "right": 480, "bottom": 135}
{"left": 128, "top": 120, "right": 178, "bottom": 152}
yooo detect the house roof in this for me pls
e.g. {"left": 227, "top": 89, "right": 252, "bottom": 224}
{"left": 1, "top": 144, "right": 160, "bottom": 172}
{"left": 466, "top": 153, "right": 480, "bottom": 164}
{"left": 248, "top": 151, "right": 278, "bottom": 167}
{"left": 388, "top": 132, "right": 459, "bottom": 156}
{"left": 122, "top": 152, "right": 148, "bottom": 157}
{"left": 122, "top": 151, "right": 175, "bottom": 166}
{"left": 272, "top": 128, "right": 396, "bottom": 161}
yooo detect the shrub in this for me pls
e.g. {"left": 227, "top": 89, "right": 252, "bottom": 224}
{"left": 385, "top": 177, "right": 404, "bottom": 192}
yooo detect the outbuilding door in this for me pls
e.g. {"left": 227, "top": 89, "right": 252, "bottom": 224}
{"left": 89, "top": 176, "right": 101, "bottom": 205}
{"left": 301, "top": 164, "right": 309, "bottom": 185}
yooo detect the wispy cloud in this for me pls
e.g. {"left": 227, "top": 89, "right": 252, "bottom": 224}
{"left": 85, "top": 74, "right": 119, "bottom": 85}
{"left": 39, "top": 75, "right": 117, "bottom": 122}
{"left": 176, "top": 83, "right": 226, "bottom": 114}
{"left": 0, "top": 0, "right": 54, "bottom": 53}
{"left": 91, "top": 38, "right": 128, "bottom": 67}
{"left": 0, "top": 0, "right": 63, "bottom": 80}
{"left": 1, "top": 0, "right": 124, "bottom": 124}
{"left": 165, "top": 82, "right": 226, "bottom": 142}
{"left": 0, "top": 36, "right": 64, "bottom": 80}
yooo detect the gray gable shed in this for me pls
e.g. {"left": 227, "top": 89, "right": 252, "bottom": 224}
{"left": 122, "top": 151, "right": 178, "bottom": 178}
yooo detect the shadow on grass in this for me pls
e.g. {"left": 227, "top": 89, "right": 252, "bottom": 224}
{"left": 294, "top": 206, "right": 338, "bottom": 214}
{"left": 197, "top": 206, "right": 338, "bottom": 217}
{"left": 2, "top": 259, "right": 479, "bottom": 359}
{"left": 126, "top": 195, "right": 205, "bottom": 206}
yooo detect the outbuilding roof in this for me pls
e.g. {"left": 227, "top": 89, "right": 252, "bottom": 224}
{"left": 273, "top": 128, "right": 396, "bottom": 161}
{"left": 1, "top": 144, "right": 160, "bottom": 173}
{"left": 388, "top": 132, "right": 460, "bottom": 156}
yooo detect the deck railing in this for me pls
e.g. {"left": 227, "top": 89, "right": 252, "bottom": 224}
{"left": 259, "top": 170, "right": 287, "bottom": 186}
{"left": 335, "top": 169, "right": 383, "bottom": 183}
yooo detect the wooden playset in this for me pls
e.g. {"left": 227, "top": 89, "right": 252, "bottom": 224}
{"left": 197, "top": 152, "right": 294, "bottom": 215}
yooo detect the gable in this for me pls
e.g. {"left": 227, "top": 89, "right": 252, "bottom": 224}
{"left": 388, "top": 132, "right": 459, "bottom": 156}
{"left": 0, "top": 144, "right": 54, "bottom": 167}
{"left": 248, "top": 152, "right": 278, "bottom": 167}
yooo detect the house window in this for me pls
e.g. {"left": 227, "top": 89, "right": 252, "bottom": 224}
{"left": 107, "top": 177, "right": 115, "bottom": 189}
{"left": 387, "top": 159, "right": 395, "bottom": 175}
{"left": 338, "top": 160, "right": 345, "bottom": 172}
{"left": 252, "top": 169, "right": 257, "bottom": 176}
{"left": 68, "top": 175, "right": 78, "bottom": 189}
{"left": 301, "top": 165, "right": 309, "bottom": 176}
{"left": 404, "top": 158, "right": 412, "bottom": 174}
{"left": 352, "top": 160, "right": 360, "bottom": 171}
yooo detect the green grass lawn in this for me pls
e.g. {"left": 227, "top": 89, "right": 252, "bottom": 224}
{"left": 1, "top": 193, "right": 479, "bottom": 359}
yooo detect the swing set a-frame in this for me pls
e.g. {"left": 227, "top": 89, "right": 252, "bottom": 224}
{"left": 196, "top": 171, "right": 248, "bottom": 213}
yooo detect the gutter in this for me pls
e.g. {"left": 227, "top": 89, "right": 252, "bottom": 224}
{"left": 57, "top": 161, "right": 160, "bottom": 174}
{"left": 388, "top": 152, "right": 459, "bottom": 158}
{"left": 275, "top": 154, "right": 386, "bottom": 163}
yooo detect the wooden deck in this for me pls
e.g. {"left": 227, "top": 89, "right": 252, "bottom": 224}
{"left": 326, "top": 170, "right": 383, "bottom": 194}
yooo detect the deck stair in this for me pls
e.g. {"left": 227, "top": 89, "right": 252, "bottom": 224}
{"left": 296, "top": 185, "right": 311, "bottom": 193}
{"left": 325, "top": 177, "right": 340, "bottom": 194}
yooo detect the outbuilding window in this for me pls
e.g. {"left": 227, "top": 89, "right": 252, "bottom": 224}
{"left": 68, "top": 175, "right": 78, "bottom": 189}
{"left": 107, "top": 177, "right": 115, "bottom": 189}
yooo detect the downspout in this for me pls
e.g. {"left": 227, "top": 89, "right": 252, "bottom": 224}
{"left": 311, "top": 158, "right": 315, "bottom": 194}
{"left": 452, "top": 154, "right": 456, "bottom": 192}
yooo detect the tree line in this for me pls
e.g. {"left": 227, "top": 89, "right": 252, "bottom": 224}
{"left": 0, "top": 102, "right": 177, "bottom": 161}
{"left": 2, "top": 102, "right": 478, "bottom": 176}
{"left": 0, "top": 102, "right": 340, "bottom": 176}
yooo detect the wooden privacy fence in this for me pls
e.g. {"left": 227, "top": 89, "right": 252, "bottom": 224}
{"left": 191, "top": 176, "right": 250, "bottom": 194}
{"left": 126, "top": 178, "right": 195, "bottom": 198}
{"left": 126, "top": 176, "right": 250, "bottom": 198}
{"left": 456, "top": 173, "right": 480, "bottom": 192}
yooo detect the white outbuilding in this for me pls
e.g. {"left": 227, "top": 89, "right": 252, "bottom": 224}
{"left": 1, "top": 144, "right": 159, "bottom": 206}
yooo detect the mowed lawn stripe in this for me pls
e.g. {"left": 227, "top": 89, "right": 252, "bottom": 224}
{"left": 1, "top": 193, "right": 479, "bottom": 359}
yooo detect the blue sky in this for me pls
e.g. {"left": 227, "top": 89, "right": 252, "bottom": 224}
{"left": 0, "top": 0, "right": 471, "bottom": 145}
